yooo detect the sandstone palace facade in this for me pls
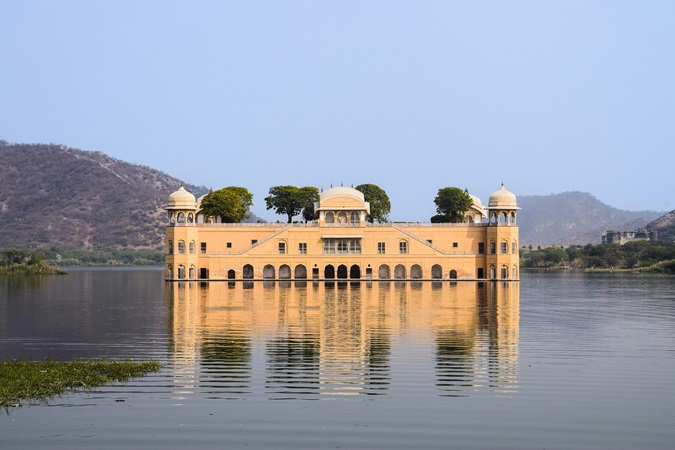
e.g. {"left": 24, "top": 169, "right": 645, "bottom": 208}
{"left": 165, "top": 185, "right": 520, "bottom": 281}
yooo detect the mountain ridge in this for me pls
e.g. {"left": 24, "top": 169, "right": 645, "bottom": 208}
{"left": 0, "top": 141, "right": 668, "bottom": 249}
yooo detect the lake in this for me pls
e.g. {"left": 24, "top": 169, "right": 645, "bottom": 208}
{"left": 1, "top": 268, "right": 674, "bottom": 449}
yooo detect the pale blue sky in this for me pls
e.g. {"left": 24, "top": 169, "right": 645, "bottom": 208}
{"left": 2, "top": 1, "right": 673, "bottom": 221}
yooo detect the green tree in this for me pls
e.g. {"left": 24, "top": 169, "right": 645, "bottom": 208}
{"left": 433, "top": 187, "right": 473, "bottom": 223}
{"left": 200, "top": 186, "right": 253, "bottom": 223}
{"left": 266, "top": 186, "right": 318, "bottom": 223}
{"left": 355, "top": 184, "right": 391, "bottom": 223}
{"left": 300, "top": 186, "right": 320, "bottom": 223}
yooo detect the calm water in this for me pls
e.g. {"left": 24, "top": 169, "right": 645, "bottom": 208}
{"left": 1, "top": 269, "right": 674, "bottom": 449}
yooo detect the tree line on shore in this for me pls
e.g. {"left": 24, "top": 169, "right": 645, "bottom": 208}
{"left": 521, "top": 240, "right": 675, "bottom": 273}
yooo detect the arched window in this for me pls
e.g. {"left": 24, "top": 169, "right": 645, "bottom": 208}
{"left": 512, "top": 241, "right": 517, "bottom": 254}
{"left": 449, "top": 270, "right": 458, "bottom": 279}
{"left": 242, "top": 264, "right": 254, "bottom": 279}
{"left": 189, "top": 266, "right": 195, "bottom": 279}
{"left": 189, "top": 241, "right": 195, "bottom": 254}
{"left": 500, "top": 241, "right": 508, "bottom": 254}
{"left": 177, "top": 212, "right": 186, "bottom": 224}
{"left": 489, "top": 241, "right": 496, "bottom": 254}
{"left": 166, "top": 264, "right": 173, "bottom": 278}
{"left": 187, "top": 213, "right": 194, "bottom": 223}
{"left": 324, "top": 265, "right": 335, "bottom": 279}
{"left": 337, "top": 212, "right": 347, "bottom": 226}
{"left": 350, "top": 265, "right": 361, "bottom": 279}
{"left": 431, "top": 264, "right": 442, "bottom": 279}
{"left": 337, "top": 239, "right": 348, "bottom": 253}
{"left": 325, "top": 212, "right": 334, "bottom": 224}
{"left": 178, "top": 265, "right": 185, "bottom": 279}
{"left": 512, "top": 265, "right": 518, "bottom": 279}
{"left": 349, "top": 239, "right": 361, "bottom": 254}
{"left": 167, "top": 240, "right": 173, "bottom": 254}
{"left": 350, "top": 211, "right": 359, "bottom": 226}
{"left": 178, "top": 240, "right": 185, "bottom": 254}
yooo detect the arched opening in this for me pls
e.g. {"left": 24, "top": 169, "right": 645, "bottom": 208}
{"left": 263, "top": 265, "right": 275, "bottom": 279}
{"left": 449, "top": 269, "right": 458, "bottom": 279}
{"left": 178, "top": 240, "right": 185, "bottom": 254}
{"left": 337, "top": 211, "right": 347, "bottom": 226}
{"left": 489, "top": 265, "right": 496, "bottom": 280}
{"left": 167, "top": 240, "right": 173, "bottom": 254}
{"left": 189, "top": 265, "right": 195, "bottom": 279}
{"left": 501, "top": 266, "right": 508, "bottom": 279}
{"left": 349, "top": 240, "right": 361, "bottom": 254}
{"left": 166, "top": 264, "right": 173, "bottom": 278}
{"left": 511, "top": 212, "right": 516, "bottom": 225}
{"left": 350, "top": 211, "right": 359, "bottom": 226}
{"left": 177, "top": 212, "right": 186, "bottom": 223}
{"left": 350, "top": 265, "right": 361, "bottom": 279}
{"left": 294, "top": 265, "right": 307, "bottom": 279}
{"left": 431, "top": 264, "right": 443, "bottom": 279}
{"left": 394, "top": 264, "right": 407, "bottom": 279}
{"left": 324, "top": 265, "right": 335, "bottom": 278}
{"left": 325, "top": 212, "right": 334, "bottom": 224}
{"left": 378, "top": 264, "right": 390, "bottom": 279}
{"left": 243, "top": 264, "right": 254, "bottom": 279}
{"left": 337, "top": 264, "right": 348, "bottom": 279}
{"left": 187, "top": 213, "right": 194, "bottom": 223}
{"left": 178, "top": 265, "right": 185, "bottom": 279}
{"left": 512, "top": 265, "right": 518, "bottom": 279}
{"left": 228, "top": 269, "right": 236, "bottom": 279}
{"left": 189, "top": 241, "right": 195, "bottom": 254}
{"left": 279, "top": 264, "right": 291, "bottom": 279}
{"left": 410, "top": 264, "right": 422, "bottom": 279}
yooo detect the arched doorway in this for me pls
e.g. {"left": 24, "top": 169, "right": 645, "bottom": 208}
{"left": 337, "top": 264, "right": 348, "bottom": 279}
{"left": 279, "top": 264, "right": 291, "bottom": 279}
{"left": 350, "top": 265, "right": 361, "bottom": 279}
{"left": 449, "top": 269, "right": 458, "bottom": 279}
{"left": 324, "top": 265, "right": 335, "bottom": 279}
{"left": 228, "top": 269, "right": 236, "bottom": 280}
{"left": 410, "top": 264, "right": 422, "bottom": 279}
{"left": 394, "top": 264, "right": 406, "bottom": 279}
{"left": 431, "top": 264, "right": 442, "bottom": 279}
{"left": 263, "top": 265, "right": 275, "bottom": 279}
{"left": 378, "top": 264, "right": 390, "bottom": 279}
{"left": 243, "top": 264, "right": 254, "bottom": 279}
{"left": 294, "top": 265, "right": 307, "bottom": 279}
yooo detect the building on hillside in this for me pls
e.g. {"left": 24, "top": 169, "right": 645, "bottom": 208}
{"left": 164, "top": 185, "right": 520, "bottom": 281}
{"left": 601, "top": 229, "right": 657, "bottom": 245}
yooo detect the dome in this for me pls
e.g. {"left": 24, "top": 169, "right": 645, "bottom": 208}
{"left": 468, "top": 193, "right": 483, "bottom": 208}
{"left": 320, "top": 186, "right": 365, "bottom": 202}
{"left": 167, "top": 185, "right": 197, "bottom": 209}
{"left": 488, "top": 185, "right": 519, "bottom": 209}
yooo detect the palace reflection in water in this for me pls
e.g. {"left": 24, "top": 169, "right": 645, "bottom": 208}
{"left": 167, "top": 280, "right": 519, "bottom": 399}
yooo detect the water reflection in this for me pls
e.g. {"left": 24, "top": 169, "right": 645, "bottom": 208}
{"left": 168, "top": 281, "right": 519, "bottom": 399}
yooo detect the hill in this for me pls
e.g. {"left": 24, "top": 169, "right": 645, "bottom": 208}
{"left": 0, "top": 141, "right": 264, "bottom": 250}
{"left": 646, "top": 210, "right": 675, "bottom": 242}
{"left": 517, "top": 191, "right": 663, "bottom": 247}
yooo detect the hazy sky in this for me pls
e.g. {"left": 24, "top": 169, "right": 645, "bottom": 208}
{"left": 2, "top": 1, "right": 673, "bottom": 221}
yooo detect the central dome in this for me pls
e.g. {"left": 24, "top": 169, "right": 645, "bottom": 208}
{"left": 320, "top": 186, "right": 364, "bottom": 202}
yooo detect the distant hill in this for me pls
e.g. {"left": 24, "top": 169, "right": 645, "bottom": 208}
{"left": 646, "top": 210, "right": 675, "bottom": 242}
{"left": 0, "top": 141, "right": 261, "bottom": 250}
{"left": 517, "top": 192, "right": 663, "bottom": 247}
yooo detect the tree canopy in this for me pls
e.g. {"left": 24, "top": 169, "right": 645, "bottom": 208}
{"left": 265, "top": 186, "right": 319, "bottom": 223}
{"left": 355, "top": 184, "right": 391, "bottom": 223}
{"left": 199, "top": 186, "right": 253, "bottom": 223}
{"left": 433, "top": 187, "right": 473, "bottom": 223}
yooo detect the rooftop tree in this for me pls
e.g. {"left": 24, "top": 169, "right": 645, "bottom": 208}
{"left": 199, "top": 186, "right": 253, "bottom": 223}
{"left": 433, "top": 187, "right": 473, "bottom": 223}
{"left": 265, "top": 186, "right": 319, "bottom": 223}
{"left": 355, "top": 183, "right": 391, "bottom": 223}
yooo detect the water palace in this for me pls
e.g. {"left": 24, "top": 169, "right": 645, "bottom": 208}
{"left": 165, "top": 185, "right": 520, "bottom": 281}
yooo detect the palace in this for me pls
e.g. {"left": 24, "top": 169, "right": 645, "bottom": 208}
{"left": 164, "top": 185, "right": 520, "bottom": 281}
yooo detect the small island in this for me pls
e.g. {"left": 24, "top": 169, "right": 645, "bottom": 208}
{"left": 0, "top": 249, "right": 68, "bottom": 275}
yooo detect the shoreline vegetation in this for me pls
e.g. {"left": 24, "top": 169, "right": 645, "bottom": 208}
{"left": 0, "top": 249, "right": 68, "bottom": 275}
{"left": 0, "top": 359, "right": 161, "bottom": 410}
{"left": 521, "top": 240, "right": 675, "bottom": 274}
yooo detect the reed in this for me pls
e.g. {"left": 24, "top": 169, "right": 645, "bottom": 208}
{"left": 0, "top": 358, "right": 161, "bottom": 410}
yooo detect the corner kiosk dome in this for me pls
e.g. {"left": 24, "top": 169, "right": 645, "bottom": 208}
{"left": 488, "top": 185, "right": 520, "bottom": 209}
{"left": 167, "top": 185, "right": 197, "bottom": 210}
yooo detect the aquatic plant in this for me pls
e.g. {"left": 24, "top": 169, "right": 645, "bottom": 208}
{"left": 0, "top": 358, "right": 161, "bottom": 410}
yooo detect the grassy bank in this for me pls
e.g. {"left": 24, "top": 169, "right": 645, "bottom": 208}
{"left": 0, "top": 359, "right": 161, "bottom": 410}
